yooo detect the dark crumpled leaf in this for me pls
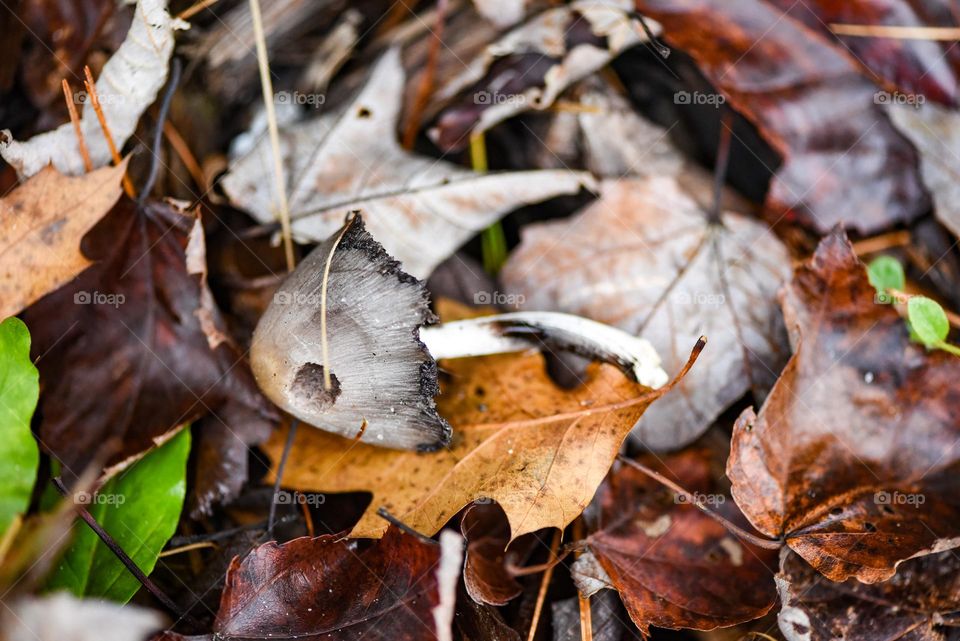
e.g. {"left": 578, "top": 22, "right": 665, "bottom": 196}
{"left": 634, "top": 0, "right": 929, "bottom": 234}
{"left": 767, "top": 0, "right": 960, "bottom": 106}
{"left": 23, "top": 198, "right": 275, "bottom": 499}
{"left": 214, "top": 526, "right": 444, "bottom": 641}
{"left": 461, "top": 503, "right": 536, "bottom": 606}
{"left": 574, "top": 449, "right": 778, "bottom": 635}
{"left": 777, "top": 549, "right": 960, "bottom": 641}
{"left": 728, "top": 228, "right": 960, "bottom": 583}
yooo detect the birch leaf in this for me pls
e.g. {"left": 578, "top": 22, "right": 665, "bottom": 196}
{"left": 221, "top": 48, "right": 594, "bottom": 278}
{"left": 0, "top": 0, "right": 188, "bottom": 178}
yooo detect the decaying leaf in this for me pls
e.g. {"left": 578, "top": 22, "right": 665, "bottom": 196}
{"left": 633, "top": 0, "right": 929, "bottom": 234}
{"left": 777, "top": 549, "right": 960, "bottom": 641}
{"left": 574, "top": 450, "right": 778, "bottom": 635}
{"left": 222, "top": 48, "right": 594, "bottom": 278}
{"left": 728, "top": 229, "right": 960, "bottom": 583}
{"left": 460, "top": 503, "right": 536, "bottom": 606}
{"left": 264, "top": 345, "right": 694, "bottom": 539}
{"left": 4, "top": 592, "right": 165, "bottom": 641}
{"left": 0, "top": 162, "right": 125, "bottom": 319}
{"left": 22, "top": 198, "right": 274, "bottom": 494}
{"left": 430, "top": 0, "right": 654, "bottom": 150}
{"left": 502, "top": 177, "right": 790, "bottom": 450}
{"left": 0, "top": 0, "right": 188, "bottom": 178}
{"left": 886, "top": 102, "right": 960, "bottom": 239}
{"left": 214, "top": 526, "right": 447, "bottom": 641}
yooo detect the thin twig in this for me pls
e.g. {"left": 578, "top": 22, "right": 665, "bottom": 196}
{"left": 527, "top": 528, "right": 561, "bottom": 641}
{"left": 177, "top": 0, "right": 220, "bottom": 20}
{"left": 168, "top": 514, "right": 297, "bottom": 546}
{"left": 52, "top": 477, "right": 185, "bottom": 617}
{"left": 615, "top": 457, "right": 782, "bottom": 550}
{"left": 573, "top": 519, "right": 592, "bottom": 641}
{"left": 376, "top": 508, "right": 439, "bottom": 546}
{"left": 249, "top": 0, "right": 296, "bottom": 272}
{"left": 320, "top": 213, "right": 357, "bottom": 390}
{"left": 139, "top": 58, "right": 182, "bottom": 204}
{"left": 710, "top": 111, "right": 734, "bottom": 225}
{"left": 159, "top": 541, "right": 216, "bottom": 557}
{"left": 62, "top": 80, "right": 93, "bottom": 172}
{"left": 850, "top": 230, "right": 911, "bottom": 256}
{"left": 268, "top": 418, "right": 300, "bottom": 538}
{"left": 830, "top": 23, "right": 960, "bottom": 40}
{"left": 163, "top": 121, "right": 205, "bottom": 194}
{"left": 402, "top": 0, "right": 447, "bottom": 149}
{"left": 83, "top": 66, "right": 135, "bottom": 197}
{"left": 632, "top": 12, "right": 670, "bottom": 57}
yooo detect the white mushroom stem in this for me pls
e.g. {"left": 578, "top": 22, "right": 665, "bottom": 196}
{"left": 420, "top": 312, "right": 669, "bottom": 389}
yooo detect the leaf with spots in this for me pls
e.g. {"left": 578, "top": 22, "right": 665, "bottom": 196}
{"left": 0, "top": 162, "right": 125, "bottom": 319}
{"left": 728, "top": 228, "right": 960, "bottom": 583}
{"left": 263, "top": 345, "right": 697, "bottom": 540}
{"left": 572, "top": 449, "right": 778, "bottom": 635}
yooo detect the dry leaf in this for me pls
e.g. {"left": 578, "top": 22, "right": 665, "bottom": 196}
{"left": 222, "top": 48, "right": 593, "bottom": 278}
{"left": 502, "top": 177, "right": 790, "bottom": 450}
{"left": 264, "top": 346, "right": 695, "bottom": 539}
{"left": 0, "top": 162, "right": 125, "bottom": 319}
{"left": 728, "top": 228, "right": 960, "bottom": 583}
{"left": 0, "top": 0, "right": 188, "bottom": 178}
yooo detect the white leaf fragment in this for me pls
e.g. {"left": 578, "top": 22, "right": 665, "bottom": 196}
{"left": 5, "top": 592, "right": 165, "bottom": 641}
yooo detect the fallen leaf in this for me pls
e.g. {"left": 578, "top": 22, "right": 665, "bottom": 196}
{"left": 0, "top": 0, "right": 188, "bottom": 178}
{"left": 777, "top": 549, "right": 960, "bottom": 641}
{"left": 552, "top": 590, "right": 627, "bottom": 641}
{"left": 47, "top": 428, "right": 190, "bottom": 603}
{"left": 22, "top": 198, "right": 275, "bottom": 494}
{"left": 574, "top": 450, "right": 778, "bottom": 635}
{"left": 502, "top": 177, "right": 790, "bottom": 450}
{"left": 4, "top": 592, "right": 166, "bottom": 641}
{"left": 0, "top": 162, "right": 125, "bottom": 319}
{"left": 221, "top": 47, "right": 595, "bottom": 278}
{"left": 728, "top": 228, "right": 960, "bottom": 583}
{"left": 886, "top": 101, "right": 960, "bottom": 239}
{"left": 264, "top": 346, "right": 692, "bottom": 539}
{"left": 430, "top": 0, "right": 653, "bottom": 150}
{"left": 0, "top": 317, "right": 39, "bottom": 538}
{"left": 633, "top": 0, "right": 929, "bottom": 234}
{"left": 214, "top": 526, "right": 446, "bottom": 641}
{"left": 460, "top": 503, "right": 536, "bottom": 606}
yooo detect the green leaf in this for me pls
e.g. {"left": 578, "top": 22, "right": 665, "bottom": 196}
{"left": 867, "top": 255, "right": 905, "bottom": 300}
{"left": 907, "top": 297, "right": 950, "bottom": 347}
{"left": 47, "top": 428, "right": 190, "bottom": 603}
{"left": 0, "top": 317, "right": 40, "bottom": 538}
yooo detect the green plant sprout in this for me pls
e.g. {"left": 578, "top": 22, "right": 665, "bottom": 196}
{"left": 867, "top": 256, "right": 960, "bottom": 356}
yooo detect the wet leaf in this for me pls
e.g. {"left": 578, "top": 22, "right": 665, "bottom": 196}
{"left": 777, "top": 549, "right": 960, "bottom": 641}
{"left": 0, "top": 317, "right": 39, "bottom": 538}
{"left": 728, "top": 228, "right": 960, "bottom": 583}
{"left": 502, "top": 177, "right": 790, "bottom": 450}
{"left": 47, "top": 428, "right": 190, "bottom": 603}
{"left": 214, "top": 526, "right": 446, "bottom": 641}
{"left": 867, "top": 255, "right": 906, "bottom": 295}
{"left": 22, "top": 198, "right": 275, "bottom": 495}
{"left": 222, "top": 48, "right": 594, "bottom": 279}
{"left": 574, "top": 450, "right": 777, "bottom": 635}
{"left": 263, "top": 348, "right": 684, "bottom": 539}
{"left": 0, "top": 163, "right": 125, "bottom": 319}
{"left": 634, "top": 0, "right": 929, "bottom": 234}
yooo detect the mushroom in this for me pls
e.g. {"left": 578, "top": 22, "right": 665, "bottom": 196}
{"left": 250, "top": 214, "right": 666, "bottom": 451}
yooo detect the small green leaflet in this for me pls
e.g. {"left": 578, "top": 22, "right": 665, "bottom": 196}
{"left": 867, "top": 255, "right": 905, "bottom": 302}
{"left": 47, "top": 428, "right": 190, "bottom": 603}
{"left": 908, "top": 297, "right": 950, "bottom": 346}
{"left": 0, "top": 317, "right": 40, "bottom": 538}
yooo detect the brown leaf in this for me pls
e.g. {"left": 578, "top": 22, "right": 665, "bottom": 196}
{"left": 575, "top": 450, "right": 778, "bottom": 635}
{"left": 460, "top": 503, "right": 536, "bottom": 606}
{"left": 264, "top": 347, "right": 687, "bottom": 539}
{"left": 777, "top": 549, "right": 960, "bottom": 641}
{"left": 22, "top": 198, "right": 275, "bottom": 495}
{"left": 0, "top": 162, "right": 124, "bottom": 319}
{"left": 502, "top": 177, "right": 790, "bottom": 450}
{"left": 214, "top": 526, "right": 444, "bottom": 641}
{"left": 633, "top": 0, "right": 929, "bottom": 234}
{"left": 728, "top": 228, "right": 960, "bottom": 583}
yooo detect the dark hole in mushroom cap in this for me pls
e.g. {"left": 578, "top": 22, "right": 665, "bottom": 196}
{"left": 290, "top": 363, "right": 342, "bottom": 412}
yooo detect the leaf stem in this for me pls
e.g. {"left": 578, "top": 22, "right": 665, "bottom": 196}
{"left": 615, "top": 457, "right": 782, "bottom": 550}
{"left": 139, "top": 57, "right": 182, "bottom": 205}
{"left": 268, "top": 418, "right": 300, "bottom": 538}
{"left": 375, "top": 508, "right": 438, "bottom": 546}
{"left": 527, "top": 528, "right": 561, "bottom": 641}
